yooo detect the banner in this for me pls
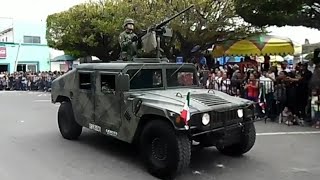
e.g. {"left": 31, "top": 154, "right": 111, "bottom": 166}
{"left": 0, "top": 47, "right": 6, "bottom": 59}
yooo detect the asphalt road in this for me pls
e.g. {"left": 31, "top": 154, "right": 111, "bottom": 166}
{"left": 0, "top": 91, "right": 320, "bottom": 180}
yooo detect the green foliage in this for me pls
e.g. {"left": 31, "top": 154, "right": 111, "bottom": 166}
{"left": 234, "top": 0, "right": 320, "bottom": 29}
{"left": 46, "top": 0, "right": 264, "bottom": 61}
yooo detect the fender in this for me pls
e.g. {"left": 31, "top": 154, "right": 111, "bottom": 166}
{"left": 136, "top": 103, "right": 187, "bottom": 130}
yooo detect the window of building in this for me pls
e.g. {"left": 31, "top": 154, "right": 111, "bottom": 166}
{"left": 23, "top": 36, "right": 41, "bottom": 44}
{"left": 17, "top": 64, "right": 38, "bottom": 72}
{"left": 101, "top": 74, "right": 115, "bottom": 93}
{"left": 79, "top": 73, "right": 92, "bottom": 90}
{"left": 127, "top": 69, "right": 163, "bottom": 89}
{"left": 27, "top": 64, "right": 37, "bottom": 72}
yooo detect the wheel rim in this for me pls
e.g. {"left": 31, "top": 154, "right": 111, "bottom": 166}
{"left": 151, "top": 137, "right": 168, "bottom": 162}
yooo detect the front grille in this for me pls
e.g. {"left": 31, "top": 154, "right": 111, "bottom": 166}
{"left": 190, "top": 94, "right": 229, "bottom": 106}
{"left": 210, "top": 109, "right": 241, "bottom": 128}
{"left": 189, "top": 109, "right": 241, "bottom": 129}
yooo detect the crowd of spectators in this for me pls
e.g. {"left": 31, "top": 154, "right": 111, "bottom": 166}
{"left": 1, "top": 56, "right": 319, "bottom": 128}
{"left": 196, "top": 56, "right": 319, "bottom": 129}
{"left": 0, "top": 71, "right": 64, "bottom": 92}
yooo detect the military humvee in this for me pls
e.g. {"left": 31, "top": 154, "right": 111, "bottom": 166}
{"left": 51, "top": 4, "right": 257, "bottom": 179}
{"left": 51, "top": 58, "right": 257, "bottom": 179}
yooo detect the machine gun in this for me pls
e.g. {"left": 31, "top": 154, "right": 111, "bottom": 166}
{"left": 140, "top": 4, "right": 194, "bottom": 59}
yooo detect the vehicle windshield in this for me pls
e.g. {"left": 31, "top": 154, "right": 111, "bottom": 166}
{"left": 166, "top": 67, "right": 199, "bottom": 87}
{"left": 127, "top": 68, "right": 163, "bottom": 90}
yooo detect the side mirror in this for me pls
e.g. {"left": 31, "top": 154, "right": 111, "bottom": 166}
{"left": 116, "top": 73, "right": 130, "bottom": 92}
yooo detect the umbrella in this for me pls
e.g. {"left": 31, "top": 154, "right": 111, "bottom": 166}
{"left": 212, "top": 35, "right": 294, "bottom": 57}
{"left": 293, "top": 42, "right": 302, "bottom": 55}
{"left": 52, "top": 55, "right": 76, "bottom": 61}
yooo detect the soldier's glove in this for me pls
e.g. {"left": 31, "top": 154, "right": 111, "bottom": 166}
{"left": 131, "top": 36, "right": 138, "bottom": 42}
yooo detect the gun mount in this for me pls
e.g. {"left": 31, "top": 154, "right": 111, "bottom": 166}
{"left": 139, "top": 4, "right": 194, "bottom": 60}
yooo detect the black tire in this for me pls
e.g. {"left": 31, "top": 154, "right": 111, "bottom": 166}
{"left": 58, "top": 101, "right": 82, "bottom": 140}
{"left": 139, "top": 120, "right": 191, "bottom": 179}
{"left": 217, "top": 123, "right": 256, "bottom": 156}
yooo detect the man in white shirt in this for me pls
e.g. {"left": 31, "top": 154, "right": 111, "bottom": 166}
{"left": 260, "top": 70, "right": 275, "bottom": 120}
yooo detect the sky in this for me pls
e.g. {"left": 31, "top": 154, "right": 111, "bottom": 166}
{"left": 1, "top": 0, "right": 320, "bottom": 45}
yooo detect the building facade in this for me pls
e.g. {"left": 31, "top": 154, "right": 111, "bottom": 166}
{"left": 0, "top": 19, "right": 50, "bottom": 73}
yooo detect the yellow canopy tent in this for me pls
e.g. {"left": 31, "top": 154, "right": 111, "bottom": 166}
{"left": 212, "top": 35, "right": 295, "bottom": 57}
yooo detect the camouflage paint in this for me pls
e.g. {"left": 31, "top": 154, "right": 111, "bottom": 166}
{"left": 51, "top": 61, "right": 255, "bottom": 144}
{"left": 94, "top": 71, "right": 122, "bottom": 132}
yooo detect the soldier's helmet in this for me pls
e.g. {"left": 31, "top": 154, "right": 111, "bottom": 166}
{"left": 123, "top": 18, "right": 135, "bottom": 28}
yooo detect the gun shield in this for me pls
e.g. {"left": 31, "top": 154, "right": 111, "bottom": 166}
{"left": 141, "top": 31, "right": 157, "bottom": 53}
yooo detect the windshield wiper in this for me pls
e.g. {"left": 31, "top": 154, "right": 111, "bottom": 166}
{"left": 130, "top": 64, "right": 146, "bottom": 82}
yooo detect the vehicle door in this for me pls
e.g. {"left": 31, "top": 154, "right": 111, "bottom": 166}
{"left": 72, "top": 70, "right": 95, "bottom": 127}
{"left": 94, "top": 71, "right": 122, "bottom": 134}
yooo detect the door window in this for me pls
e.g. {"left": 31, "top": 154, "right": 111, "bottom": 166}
{"left": 101, "top": 74, "right": 115, "bottom": 94}
{"left": 79, "top": 73, "right": 92, "bottom": 90}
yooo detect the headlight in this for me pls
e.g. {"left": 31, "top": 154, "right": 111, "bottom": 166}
{"left": 202, "top": 113, "right": 210, "bottom": 125}
{"left": 237, "top": 109, "right": 244, "bottom": 118}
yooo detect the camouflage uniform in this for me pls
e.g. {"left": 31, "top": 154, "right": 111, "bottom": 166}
{"left": 119, "top": 18, "right": 138, "bottom": 61}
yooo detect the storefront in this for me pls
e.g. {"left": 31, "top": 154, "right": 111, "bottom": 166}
{"left": 0, "top": 42, "right": 50, "bottom": 73}
{"left": 0, "top": 19, "right": 50, "bottom": 73}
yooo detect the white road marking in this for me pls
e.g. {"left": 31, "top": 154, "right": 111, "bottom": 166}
{"left": 257, "top": 131, "right": 320, "bottom": 136}
{"left": 192, "top": 171, "right": 201, "bottom": 175}
{"left": 33, "top": 100, "right": 51, "bottom": 102}
{"left": 216, "top": 164, "right": 225, "bottom": 168}
{"left": 291, "top": 168, "right": 310, "bottom": 173}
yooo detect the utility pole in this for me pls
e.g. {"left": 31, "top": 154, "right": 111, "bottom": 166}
{"left": 14, "top": 41, "right": 22, "bottom": 72}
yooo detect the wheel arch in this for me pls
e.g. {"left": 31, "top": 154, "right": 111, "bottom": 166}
{"left": 55, "top": 95, "right": 71, "bottom": 103}
{"left": 132, "top": 114, "right": 175, "bottom": 145}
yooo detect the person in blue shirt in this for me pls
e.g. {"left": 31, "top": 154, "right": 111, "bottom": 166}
{"left": 200, "top": 56, "right": 207, "bottom": 66}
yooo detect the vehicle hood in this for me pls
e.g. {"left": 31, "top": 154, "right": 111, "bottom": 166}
{"left": 126, "top": 88, "right": 253, "bottom": 114}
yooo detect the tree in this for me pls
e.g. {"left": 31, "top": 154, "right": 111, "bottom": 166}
{"left": 46, "top": 1, "right": 125, "bottom": 60}
{"left": 46, "top": 0, "right": 264, "bottom": 61}
{"left": 234, "top": 0, "right": 320, "bottom": 29}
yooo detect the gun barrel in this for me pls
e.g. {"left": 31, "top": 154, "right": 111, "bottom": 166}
{"left": 155, "top": 4, "right": 194, "bottom": 29}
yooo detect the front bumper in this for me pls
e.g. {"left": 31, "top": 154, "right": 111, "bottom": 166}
{"left": 187, "top": 108, "right": 257, "bottom": 137}
{"left": 190, "top": 119, "right": 255, "bottom": 137}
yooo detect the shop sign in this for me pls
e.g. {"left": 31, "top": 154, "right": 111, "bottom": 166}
{"left": 0, "top": 47, "right": 6, "bottom": 59}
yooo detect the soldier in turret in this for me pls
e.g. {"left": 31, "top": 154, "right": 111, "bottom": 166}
{"left": 118, "top": 18, "right": 139, "bottom": 61}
